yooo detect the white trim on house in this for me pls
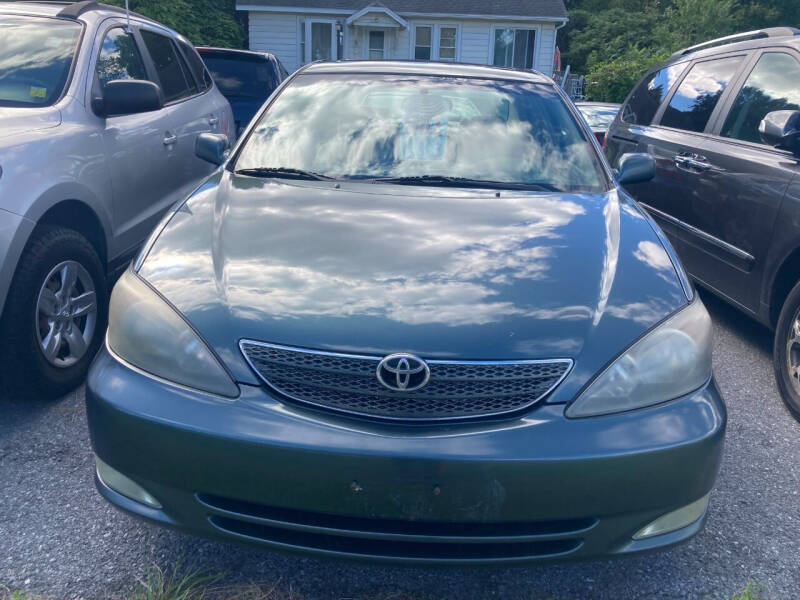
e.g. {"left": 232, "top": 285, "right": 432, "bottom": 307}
{"left": 345, "top": 5, "right": 408, "bottom": 28}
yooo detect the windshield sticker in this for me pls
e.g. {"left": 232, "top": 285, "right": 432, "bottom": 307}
{"left": 397, "top": 93, "right": 451, "bottom": 162}
{"left": 397, "top": 121, "right": 448, "bottom": 162}
{"left": 29, "top": 86, "right": 47, "bottom": 99}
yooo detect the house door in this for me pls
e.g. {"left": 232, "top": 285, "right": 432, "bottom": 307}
{"left": 367, "top": 30, "right": 386, "bottom": 60}
{"left": 304, "top": 20, "right": 337, "bottom": 62}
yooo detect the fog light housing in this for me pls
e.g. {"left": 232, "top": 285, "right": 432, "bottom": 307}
{"left": 95, "top": 455, "right": 162, "bottom": 509}
{"left": 633, "top": 493, "right": 710, "bottom": 540}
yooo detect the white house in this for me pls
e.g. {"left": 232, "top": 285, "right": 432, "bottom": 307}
{"left": 236, "top": 0, "right": 567, "bottom": 76}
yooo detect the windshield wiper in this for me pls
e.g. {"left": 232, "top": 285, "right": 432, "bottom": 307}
{"left": 369, "top": 175, "right": 562, "bottom": 192}
{"left": 235, "top": 167, "right": 333, "bottom": 181}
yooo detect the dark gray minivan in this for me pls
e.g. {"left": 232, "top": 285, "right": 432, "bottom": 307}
{"left": 606, "top": 27, "right": 800, "bottom": 419}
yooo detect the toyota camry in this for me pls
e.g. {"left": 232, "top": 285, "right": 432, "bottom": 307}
{"left": 86, "top": 61, "right": 726, "bottom": 564}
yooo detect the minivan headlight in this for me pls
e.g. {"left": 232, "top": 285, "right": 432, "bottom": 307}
{"left": 566, "top": 299, "right": 712, "bottom": 418}
{"left": 107, "top": 270, "right": 238, "bottom": 398}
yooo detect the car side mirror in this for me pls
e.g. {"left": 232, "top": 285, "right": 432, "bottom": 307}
{"left": 759, "top": 110, "right": 800, "bottom": 153}
{"left": 97, "top": 79, "right": 163, "bottom": 118}
{"left": 617, "top": 153, "right": 655, "bottom": 185}
{"left": 195, "top": 133, "right": 229, "bottom": 165}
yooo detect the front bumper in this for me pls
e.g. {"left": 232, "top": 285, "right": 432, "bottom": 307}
{"left": 87, "top": 346, "right": 726, "bottom": 564}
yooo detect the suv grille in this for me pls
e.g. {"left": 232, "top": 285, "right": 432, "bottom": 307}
{"left": 239, "top": 341, "right": 572, "bottom": 421}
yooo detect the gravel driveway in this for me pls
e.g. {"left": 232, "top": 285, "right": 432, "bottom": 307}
{"left": 1, "top": 291, "right": 798, "bottom": 600}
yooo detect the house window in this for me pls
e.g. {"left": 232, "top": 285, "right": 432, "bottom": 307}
{"left": 414, "top": 25, "right": 431, "bottom": 60}
{"left": 493, "top": 28, "right": 536, "bottom": 69}
{"left": 369, "top": 30, "right": 385, "bottom": 59}
{"left": 438, "top": 27, "right": 456, "bottom": 61}
{"left": 414, "top": 24, "right": 457, "bottom": 61}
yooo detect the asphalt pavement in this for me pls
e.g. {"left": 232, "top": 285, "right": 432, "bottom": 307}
{"left": 1, "top": 290, "right": 799, "bottom": 599}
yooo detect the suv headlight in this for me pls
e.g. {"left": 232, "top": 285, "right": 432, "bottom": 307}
{"left": 566, "top": 299, "right": 712, "bottom": 418}
{"left": 107, "top": 270, "right": 238, "bottom": 397}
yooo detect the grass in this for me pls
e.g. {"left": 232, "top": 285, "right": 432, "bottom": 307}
{"left": 730, "top": 582, "right": 763, "bottom": 600}
{"left": 0, "top": 586, "right": 48, "bottom": 600}
{"left": 126, "top": 563, "right": 222, "bottom": 600}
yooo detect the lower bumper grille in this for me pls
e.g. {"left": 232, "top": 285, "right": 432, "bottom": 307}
{"left": 239, "top": 341, "right": 572, "bottom": 421}
{"left": 198, "top": 493, "right": 592, "bottom": 562}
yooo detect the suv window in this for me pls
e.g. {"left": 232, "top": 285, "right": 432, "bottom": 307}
{"left": 721, "top": 52, "right": 800, "bottom": 144}
{"left": 96, "top": 28, "right": 147, "bottom": 87}
{"left": 660, "top": 56, "right": 743, "bottom": 133}
{"left": 140, "top": 30, "right": 194, "bottom": 102}
{"left": 621, "top": 62, "right": 687, "bottom": 125}
{"left": 178, "top": 40, "right": 212, "bottom": 92}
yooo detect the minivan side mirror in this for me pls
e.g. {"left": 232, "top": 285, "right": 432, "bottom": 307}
{"left": 97, "top": 79, "right": 163, "bottom": 117}
{"left": 617, "top": 153, "right": 655, "bottom": 186}
{"left": 759, "top": 110, "right": 800, "bottom": 153}
{"left": 195, "top": 133, "right": 229, "bottom": 165}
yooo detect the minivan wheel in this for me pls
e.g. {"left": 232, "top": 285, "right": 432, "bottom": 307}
{"left": 773, "top": 279, "right": 800, "bottom": 421}
{"left": 0, "top": 225, "right": 107, "bottom": 398}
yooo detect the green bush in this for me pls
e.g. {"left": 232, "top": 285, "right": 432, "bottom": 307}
{"left": 103, "top": 0, "right": 245, "bottom": 48}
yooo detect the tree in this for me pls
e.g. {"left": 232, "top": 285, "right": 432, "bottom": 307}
{"left": 104, "top": 0, "right": 246, "bottom": 48}
{"left": 585, "top": 47, "right": 670, "bottom": 103}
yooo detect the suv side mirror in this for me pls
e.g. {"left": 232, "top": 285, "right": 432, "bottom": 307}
{"left": 196, "top": 133, "right": 229, "bottom": 165}
{"left": 759, "top": 110, "right": 800, "bottom": 153}
{"left": 98, "top": 79, "right": 163, "bottom": 117}
{"left": 617, "top": 153, "right": 655, "bottom": 186}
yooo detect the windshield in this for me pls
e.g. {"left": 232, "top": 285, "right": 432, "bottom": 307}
{"left": 577, "top": 105, "right": 620, "bottom": 129}
{"left": 0, "top": 16, "right": 82, "bottom": 107}
{"left": 202, "top": 53, "right": 276, "bottom": 99}
{"left": 236, "top": 74, "right": 608, "bottom": 192}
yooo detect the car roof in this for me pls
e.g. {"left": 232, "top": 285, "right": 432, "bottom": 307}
{"left": 302, "top": 60, "right": 554, "bottom": 83}
{"left": 666, "top": 27, "right": 800, "bottom": 65}
{"left": 197, "top": 46, "right": 276, "bottom": 59}
{"left": 576, "top": 102, "right": 621, "bottom": 108}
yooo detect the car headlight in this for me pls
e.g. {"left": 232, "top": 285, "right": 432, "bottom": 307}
{"left": 107, "top": 270, "right": 238, "bottom": 397}
{"left": 566, "top": 299, "right": 712, "bottom": 418}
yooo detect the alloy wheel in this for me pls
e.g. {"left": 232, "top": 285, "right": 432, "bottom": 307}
{"left": 35, "top": 260, "right": 97, "bottom": 368}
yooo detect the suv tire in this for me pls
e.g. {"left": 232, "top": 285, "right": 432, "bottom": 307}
{"left": 0, "top": 225, "right": 107, "bottom": 398}
{"left": 773, "top": 279, "right": 800, "bottom": 421}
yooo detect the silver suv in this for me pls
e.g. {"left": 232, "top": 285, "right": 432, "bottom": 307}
{"left": 0, "top": 1, "right": 234, "bottom": 396}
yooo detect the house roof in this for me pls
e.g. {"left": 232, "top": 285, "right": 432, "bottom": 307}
{"left": 236, "top": 0, "right": 567, "bottom": 20}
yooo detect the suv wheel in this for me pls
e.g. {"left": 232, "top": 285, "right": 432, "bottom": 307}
{"left": 0, "top": 225, "right": 107, "bottom": 398}
{"left": 773, "top": 279, "right": 800, "bottom": 421}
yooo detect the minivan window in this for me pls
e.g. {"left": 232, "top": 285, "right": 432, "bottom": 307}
{"left": 0, "top": 16, "right": 81, "bottom": 107}
{"left": 140, "top": 30, "right": 193, "bottom": 102}
{"left": 621, "top": 62, "right": 687, "bottom": 125}
{"left": 95, "top": 28, "right": 147, "bottom": 87}
{"left": 660, "top": 56, "right": 743, "bottom": 133}
{"left": 236, "top": 74, "right": 608, "bottom": 193}
{"left": 721, "top": 52, "right": 800, "bottom": 144}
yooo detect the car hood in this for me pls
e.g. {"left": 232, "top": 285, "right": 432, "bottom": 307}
{"left": 0, "top": 106, "right": 61, "bottom": 141}
{"left": 138, "top": 171, "right": 689, "bottom": 397}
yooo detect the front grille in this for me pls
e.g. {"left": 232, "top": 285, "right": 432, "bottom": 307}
{"left": 239, "top": 341, "right": 572, "bottom": 421}
{"left": 198, "top": 493, "right": 592, "bottom": 563}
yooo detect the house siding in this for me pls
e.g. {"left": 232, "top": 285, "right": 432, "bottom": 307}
{"left": 249, "top": 12, "right": 299, "bottom": 70}
{"left": 247, "top": 10, "right": 561, "bottom": 76}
